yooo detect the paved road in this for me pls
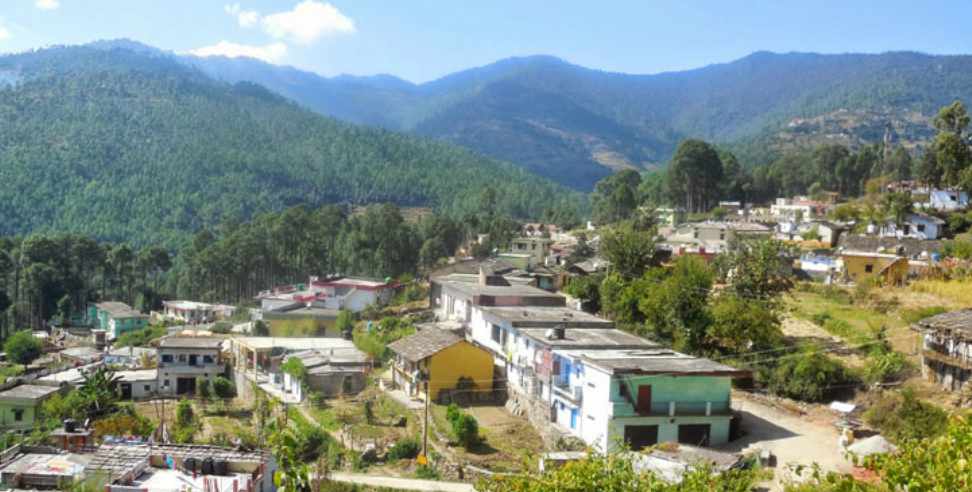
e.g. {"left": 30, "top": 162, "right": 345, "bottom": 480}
{"left": 323, "top": 472, "right": 476, "bottom": 492}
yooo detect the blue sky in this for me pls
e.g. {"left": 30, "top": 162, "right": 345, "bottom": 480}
{"left": 2, "top": 0, "right": 972, "bottom": 83}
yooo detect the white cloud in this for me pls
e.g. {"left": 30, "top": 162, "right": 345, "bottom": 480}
{"left": 0, "top": 25, "right": 9, "bottom": 41}
{"left": 188, "top": 41, "right": 288, "bottom": 63}
{"left": 262, "top": 1, "right": 354, "bottom": 45}
{"left": 35, "top": 0, "right": 60, "bottom": 10}
{"left": 224, "top": 3, "right": 260, "bottom": 28}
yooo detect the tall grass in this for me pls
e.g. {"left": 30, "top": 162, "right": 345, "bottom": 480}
{"left": 911, "top": 280, "right": 972, "bottom": 307}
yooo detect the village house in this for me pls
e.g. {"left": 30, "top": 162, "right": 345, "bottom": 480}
{"left": 388, "top": 328, "right": 494, "bottom": 402}
{"left": 156, "top": 336, "right": 224, "bottom": 396}
{"left": 660, "top": 221, "right": 771, "bottom": 256}
{"left": 229, "top": 336, "right": 362, "bottom": 403}
{"left": 550, "top": 347, "right": 747, "bottom": 450}
{"left": 87, "top": 302, "right": 148, "bottom": 340}
{"left": 277, "top": 347, "right": 370, "bottom": 401}
{"left": 923, "top": 189, "right": 969, "bottom": 211}
{"left": 876, "top": 212, "right": 945, "bottom": 240}
{"left": 913, "top": 309, "right": 972, "bottom": 392}
{"left": 655, "top": 207, "right": 687, "bottom": 227}
{"left": 256, "top": 276, "right": 397, "bottom": 314}
{"left": 507, "top": 236, "right": 554, "bottom": 268}
{"left": 0, "top": 384, "right": 61, "bottom": 430}
{"left": 116, "top": 369, "right": 159, "bottom": 400}
{"left": 104, "top": 345, "right": 156, "bottom": 368}
{"left": 84, "top": 443, "right": 275, "bottom": 492}
{"left": 770, "top": 197, "right": 828, "bottom": 222}
{"left": 839, "top": 251, "right": 908, "bottom": 285}
{"left": 162, "top": 300, "right": 236, "bottom": 324}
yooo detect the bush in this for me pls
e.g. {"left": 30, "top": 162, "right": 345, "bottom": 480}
{"left": 864, "top": 389, "right": 948, "bottom": 443}
{"left": 298, "top": 425, "right": 330, "bottom": 461}
{"left": 4, "top": 331, "right": 42, "bottom": 365}
{"left": 196, "top": 378, "right": 212, "bottom": 399}
{"left": 446, "top": 403, "right": 461, "bottom": 424}
{"left": 863, "top": 350, "right": 910, "bottom": 384}
{"left": 387, "top": 437, "right": 420, "bottom": 460}
{"left": 763, "top": 349, "right": 855, "bottom": 402}
{"left": 252, "top": 320, "right": 269, "bottom": 336}
{"left": 415, "top": 464, "right": 440, "bottom": 480}
{"left": 93, "top": 413, "right": 154, "bottom": 438}
{"left": 821, "top": 318, "right": 855, "bottom": 340}
{"left": 452, "top": 414, "right": 479, "bottom": 449}
{"left": 211, "top": 321, "right": 233, "bottom": 334}
{"left": 212, "top": 376, "right": 236, "bottom": 398}
{"left": 810, "top": 312, "right": 832, "bottom": 326}
{"left": 176, "top": 399, "right": 194, "bottom": 427}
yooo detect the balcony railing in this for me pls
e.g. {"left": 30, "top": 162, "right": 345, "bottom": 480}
{"left": 552, "top": 375, "right": 582, "bottom": 402}
{"left": 613, "top": 400, "right": 731, "bottom": 417}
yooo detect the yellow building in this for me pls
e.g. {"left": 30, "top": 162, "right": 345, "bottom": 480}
{"left": 840, "top": 251, "right": 909, "bottom": 285}
{"left": 388, "top": 328, "right": 494, "bottom": 401}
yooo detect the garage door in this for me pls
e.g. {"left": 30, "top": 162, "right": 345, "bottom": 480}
{"left": 623, "top": 425, "right": 658, "bottom": 450}
{"left": 678, "top": 424, "right": 711, "bottom": 446}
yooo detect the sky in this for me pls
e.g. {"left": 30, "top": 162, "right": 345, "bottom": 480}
{"left": 2, "top": 0, "right": 972, "bottom": 83}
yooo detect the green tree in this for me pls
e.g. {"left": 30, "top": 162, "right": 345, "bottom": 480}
{"left": 600, "top": 225, "right": 659, "bottom": 280}
{"left": 77, "top": 366, "right": 122, "bottom": 419}
{"left": 638, "top": 256, "right": 714, "bottom": 352}
{"left": 667, "top": 140, "right": 725, "bottom": 213}
{"left": 881, "top": 192, "right": 914, "bottom": 227}
{"left": 592, "top": 170, "right": 642, "bottom": 224}
{"left": 717, "top": 239, "right": 794, "bottom": 302}
{"left": 706, "top": 294, "right": 783, "bottom": 356}
{"left": 282, "top": 357, "right": 308, "bottom": 385}
{"left": 4, "top": 330, "right": 41, "bottom": 365}
{"left": 335, "top": 310, "right": 355, "bottom": 339}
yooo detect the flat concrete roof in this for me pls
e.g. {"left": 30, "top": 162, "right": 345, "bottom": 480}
{"left": 0, "top": 452, "right": 91, "bottom": 477}
{"left": 231, "top": 337, "right": 356, "bottom": 352}
{"left": 558, "top": 348, "right": 747, "bottom": 376}
{"left": 116, "top": 369, "right": 158, "bottom": 382}
{"left": 482, "top": 306, "right": 613, "bottom": 328}
{"left": 439, "top": 280, "right": 559, "bottom": 299}
{"left": 158, "top": 336, "right": 224, "bottom": 350}
{"left": 520, "top": 328, "right": 653, "bottom": 349}
{"left": 0, "top": 384, "right": 60, "bottom": 401}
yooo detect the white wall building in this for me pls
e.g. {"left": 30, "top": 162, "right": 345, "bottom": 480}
{"left": 157, "top": 337, "right": 224, "bottom": 396}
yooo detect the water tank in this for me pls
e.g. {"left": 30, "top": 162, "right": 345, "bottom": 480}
{"left": 63, "top": 419, "right": 77, "bottom": 432}
{"left": 213, "top": 460, "right": 228, "bottom": 476}
{"left": 184, "top": 457, "right": 198, "bottom": 472}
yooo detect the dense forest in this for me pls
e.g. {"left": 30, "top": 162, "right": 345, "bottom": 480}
{"left": 0, "top": 45, "right": 581, "bottom": 248}
{"left": 0, "top": 196, "right": 524, "bottom": 333}
{"left": 184, "top": 44, "right": 972, "bottom": 189}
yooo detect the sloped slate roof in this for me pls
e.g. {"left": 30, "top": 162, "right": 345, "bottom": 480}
{"left": 387, "top": 329, "right": 465, "bottom": 363}
{"left": 914, "top": 309, "right": 972, "bottom": 336}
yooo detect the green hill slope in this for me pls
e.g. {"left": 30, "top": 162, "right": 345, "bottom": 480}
{"left": 0, "top": 46, "right": 579, "bottom": 246}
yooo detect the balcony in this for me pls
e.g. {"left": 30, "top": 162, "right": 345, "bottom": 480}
{"left": 613, "top": 400, "right": 731, "bottom": 418}
{"left": 552, "top": 375, "right": 583, "bottom": 402}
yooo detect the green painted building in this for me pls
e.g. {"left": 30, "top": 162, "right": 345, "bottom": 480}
{"left": 551, "top": 349, "right": 747, "bottom": 451}
{"left": 0, "top": 384, "right": 61, "bottom": 430}
{"left": 88, "top": 302, "right": 149, "bottom": 340}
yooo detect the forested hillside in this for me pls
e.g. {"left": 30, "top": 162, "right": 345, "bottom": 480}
{"left": 0, "top": 46, "right": 579, "bottom": 247}
{"left": 188, "top": 48, "right": 972, "bottom": 189}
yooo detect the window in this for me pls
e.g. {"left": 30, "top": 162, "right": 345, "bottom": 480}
{"left": 178, "top": 354, "right": 187, "bottom": 363}
{"left": 12, "top": 409, "right": 23, "bottom": 422}
{"left": 917, "top": 224, "right": 926, "bottom": 232}
{"left": 203, "top": 355, "right": 214, "bottom": 364}
{"left": 865, "top": 264, "right": 874, "bottom": 273}
{"left": 491, "top": 324, "right": 502, "bottom": 343}
{"left": 161, "top": 354, "right": 173, "bottom": 363}
{"left": 163, "top": 379, "right": 170, "bottom": 387}
{"left": 144, "top": 385, "right": 151, "bottom": 392}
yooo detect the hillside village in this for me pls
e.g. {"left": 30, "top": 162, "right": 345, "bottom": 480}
{"left": 1, "top": 154, "right": 972, "bottom": 491}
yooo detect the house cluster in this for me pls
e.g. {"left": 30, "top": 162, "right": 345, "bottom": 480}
{"left": 0, "top": 439, "right": 275, "bottom": 491}
{"left": 254, "top": 275, "right": 398, "bottom": 335}
{"left": 386, "top": 266, "right": 747, "bottom": 451}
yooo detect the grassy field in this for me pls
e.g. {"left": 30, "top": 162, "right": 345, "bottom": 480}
{"left": 909, "top": 279, "right": 972, "bottom": 308}
{"left": 787, "top": 289, "right": 912, "bottom": 352}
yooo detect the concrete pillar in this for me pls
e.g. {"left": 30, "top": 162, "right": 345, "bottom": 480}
{"left": 668, "top": 401, "right": 676, "bottom": 417}
{"left": 706, "top": 402, "right": 712, "bottom": 417}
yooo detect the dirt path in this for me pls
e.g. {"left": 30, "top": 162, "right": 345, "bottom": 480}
{"left": 323, "top": 472, "right": 475, "bottom": 492}
{"left": 718, "top": 392, "right": 853, "bottom": 491}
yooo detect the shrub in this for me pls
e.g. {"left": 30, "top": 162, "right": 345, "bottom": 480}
{"left": 175, "top": 399, "right": 194, "bottom": 427}
{"left": 211, "top": 321, "right": 233, "bottom": 334}
{"left": 764, "top": 349, "right": 855, "bottom": 402}
{"left": 452, "top": 414, "right": 479, "bottom": 449}
{"left": 863, "top": 350, "right": 910, "bottom": 384}
{"left": 415, "top": 464, "right": 440, "bottom": 480}
{"left": 446, "top": 403, "right": 461, "bottom": 424}
{"left": 93, "top": 413, "right": 154, "bottom": 438}
{"left": 252, "top": 320, "right": 269, "bottom": 336}
{"left": 212, "top": 376, "right": 236, "bottom": 398}
{"left": 864, "top": 389, "right": 948, "bottom": 443}
{"left": 810, "top": 312, "right": 832, "bottom": 326}
{"left": 195, "top": 378, "right": 212, "bottom": 399}
{"left": 4, "top": 331, "right": 42, "bottom": 365}
{"left": 298, "top": 425, "right": 330, "bottom": 461}
{"left": 821, "top": 318, "right": 855, "bottom": 339}
{"left": 114, "top": 325, "right": 167, "bottom": 347}
{"left": 387, "top": 437, "right": 420, "bottom": 460}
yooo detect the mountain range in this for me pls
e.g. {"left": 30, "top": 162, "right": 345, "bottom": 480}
{"left": 0, "top": 43, "right": 577, "bottom": 246}
{"left": 181, "top": 46, "right": 972, "bottom": 190}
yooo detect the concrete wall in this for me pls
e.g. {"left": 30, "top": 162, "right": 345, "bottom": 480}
{"left": 0, "top": 402, "right": 38, "bottom": 430}
{"left": 426, "top": 341, "right": 494, "bottom": 400}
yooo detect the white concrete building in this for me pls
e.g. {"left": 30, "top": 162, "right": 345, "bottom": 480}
{"left": 257, "top": 276, "right": 396, "bottom": 313}
{"left": 162, "top": 301, "right": 236, "bottom": 323}
{"left": 878, "top": 213, "right": 945, "bottom": 240}
{"left": 924, "top": 189, "right": 969, "bottom": 212}
{"left": 157, "top": 337, "right": 224, "bottom": 396}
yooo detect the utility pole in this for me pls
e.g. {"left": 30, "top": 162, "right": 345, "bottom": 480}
{"left": 421, "top": 372, "right": 430, "bottom": 464}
